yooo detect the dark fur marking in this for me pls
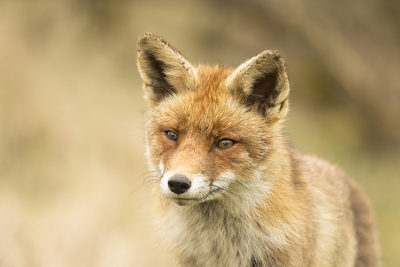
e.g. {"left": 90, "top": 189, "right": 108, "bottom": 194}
{"left": 144, "top": 52, "right": 176, "bottom": 101}
{"left": 278, "top": 96, "right": 288, "bottom": 112}
{"left": 256, "top": 221, "right": 263, "bottom": 231}
{"left": 252, "top": 71, "right": 278, "bottom": 100}
{"left": 251, "top": 255, "right": 263, "bottom": 267}
{"left": 246, "top": 71, "right": 280, "bottom": 116}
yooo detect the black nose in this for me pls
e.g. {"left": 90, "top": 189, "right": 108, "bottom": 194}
{"left": 168, "top": 174, "right": 191, "bottom": 194}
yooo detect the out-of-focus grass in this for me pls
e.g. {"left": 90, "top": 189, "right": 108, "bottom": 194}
{"left": 0, "top": 1, "right": 399, "bottom": 266}
{"left": 0, "top": 2, "right": 173, "bottom": 266}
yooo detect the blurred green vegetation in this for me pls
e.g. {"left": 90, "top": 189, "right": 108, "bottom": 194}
{"left": 0, "top": 0, "right": 399, "bottom": 266}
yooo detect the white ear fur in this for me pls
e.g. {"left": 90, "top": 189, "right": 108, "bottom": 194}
{"left": 226, "top": 50, "right": 290, "bottom": 121}
{"left": 137, "top": 33, "right": 197, "bottom": 104}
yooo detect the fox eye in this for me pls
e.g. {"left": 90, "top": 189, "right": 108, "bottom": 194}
{"left": 216, "top": 139, "right": 236, "bottom": 150}
{"left": 164, "top": 130, "right": 178, "bottom": 141}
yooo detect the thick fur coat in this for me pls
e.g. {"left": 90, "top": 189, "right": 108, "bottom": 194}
{"left": 137, "top": 33, "right": 380, "bottom": 267}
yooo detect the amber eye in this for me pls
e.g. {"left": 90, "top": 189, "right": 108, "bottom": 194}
{"left": 216, "top": 139, "right": 236, "bottom": 150}
{"left": 164, "top": 130, "right": 178, "bottom": 141}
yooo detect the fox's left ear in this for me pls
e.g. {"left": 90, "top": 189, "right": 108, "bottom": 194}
{"left": 226, "top": 50, "right": 290, "bottom": 122}
{"left": 137, "top": 33, "right": 196, "bottom": 106}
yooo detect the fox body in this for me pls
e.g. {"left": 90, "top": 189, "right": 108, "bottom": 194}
{"left": 137, "top": 33, "right": 380, "bottom": 267}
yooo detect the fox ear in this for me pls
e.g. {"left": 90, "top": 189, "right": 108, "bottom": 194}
{"left": 137, "top": 33, "right": 196, "bottom": 105}
{"left": 226, "top": 50, "right": 290, "bottom": 122}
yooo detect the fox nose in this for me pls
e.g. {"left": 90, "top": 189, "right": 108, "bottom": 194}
{"left": 168, "top": 174, "right": 191, "bottom": 194}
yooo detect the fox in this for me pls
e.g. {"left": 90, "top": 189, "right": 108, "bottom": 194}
{"left": 136, "top": 33, "right": 380, "bottom": 267}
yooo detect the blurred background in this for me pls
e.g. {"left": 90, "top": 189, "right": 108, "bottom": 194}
{"left": 0, "top": 0, "right": 399, "bottom": 266}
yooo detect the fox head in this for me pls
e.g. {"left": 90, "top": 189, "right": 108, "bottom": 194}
{"left": 137, "top": 33, "right": 290, "bottom": 206}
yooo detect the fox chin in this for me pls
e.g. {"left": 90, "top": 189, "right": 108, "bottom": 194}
{"left": 137, "top": 33, "right": 380, "bottom": 267}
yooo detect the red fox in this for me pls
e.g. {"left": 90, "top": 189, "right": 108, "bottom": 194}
{"left": 137, "top": 33, "right": 380, "bottom": 267}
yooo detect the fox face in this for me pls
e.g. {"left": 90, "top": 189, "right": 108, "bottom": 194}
{"left": 137, "top": 33, "right": 290, "bottom": 206}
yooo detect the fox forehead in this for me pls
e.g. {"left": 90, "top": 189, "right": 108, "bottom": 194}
{"left": 149, "top": 66, "right": 266, "bottom": 135}
{"left": 195, "top": 65, "right": 232, "bottom": 98}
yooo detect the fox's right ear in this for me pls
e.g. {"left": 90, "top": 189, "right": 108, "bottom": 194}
{"left": 137, "top": 33, "right": 196, "bottom": 105}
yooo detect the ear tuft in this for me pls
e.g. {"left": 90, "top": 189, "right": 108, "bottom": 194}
{"left": 226, "top": 50, "right": 290, "bottom": 122}
{"left": 137, "top": 33, "right": 196, "bottom": 105}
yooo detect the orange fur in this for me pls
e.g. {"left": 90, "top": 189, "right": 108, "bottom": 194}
{"left": 137, "top": 33, "right": 380, "bottom": 267}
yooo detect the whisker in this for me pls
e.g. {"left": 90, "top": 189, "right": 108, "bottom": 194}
{"left": 210, "top": 184, "right": 241, "bottom": 199}
{"left": 142, "top": 174, "right": 161, "bottom": 185}
{"left": 123, "top": 171, "right": 161, "bottom": 198}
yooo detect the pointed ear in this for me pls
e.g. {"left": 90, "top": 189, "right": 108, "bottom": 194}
{"left": 226, "top": 50, "right": 290, "bottom": 122}
{"left": 137, "top": 33, "right": 196, "bottom": 105}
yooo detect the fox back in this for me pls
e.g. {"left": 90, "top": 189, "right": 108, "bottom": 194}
{"left": 137, "top": 33, "right": 380, "bottom": 267}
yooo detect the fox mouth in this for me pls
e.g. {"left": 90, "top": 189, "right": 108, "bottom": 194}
{"left": 170, "top": 186, "right": 224, "bottom": 206}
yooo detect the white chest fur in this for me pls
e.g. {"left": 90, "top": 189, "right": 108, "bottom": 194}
{"left": 163, "top": 201, "right": 289, "bottom": 267}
